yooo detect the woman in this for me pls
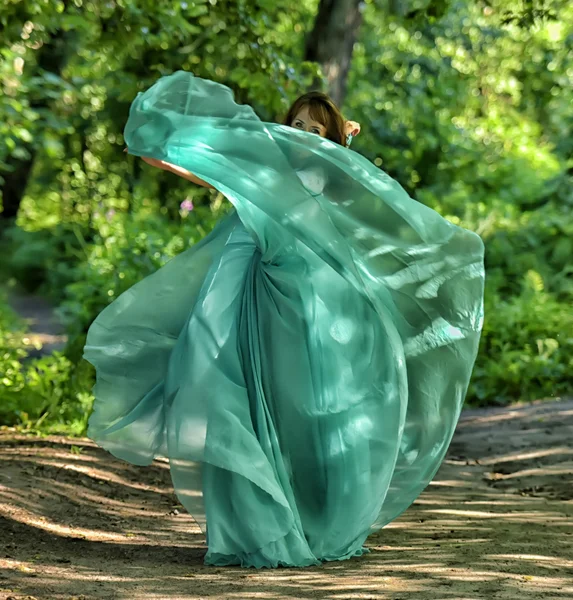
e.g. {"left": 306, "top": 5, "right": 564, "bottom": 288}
{"left": 84, "top": 71, "right": 484, "bottom": 568}
{"left": 141, "top": 89, "right": 361, "bottom": 190}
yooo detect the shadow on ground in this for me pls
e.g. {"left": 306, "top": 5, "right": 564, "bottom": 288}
{"left": 1, "top": 398, "right": 572, "bottom": 599}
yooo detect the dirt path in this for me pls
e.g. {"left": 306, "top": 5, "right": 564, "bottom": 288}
{"left": 1, "top": 398, "right": 572, "bottom": 600}
{"left": 4, "top": 286, "right": 67, "bottom": 359}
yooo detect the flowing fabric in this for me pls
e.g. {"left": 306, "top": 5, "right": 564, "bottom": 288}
{"left": 83, "top": 71, "right": 485, "bottom": 568}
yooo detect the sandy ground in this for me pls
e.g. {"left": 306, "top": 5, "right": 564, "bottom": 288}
{"left": 0, "top": 398, "right": 572, "bottom": 600}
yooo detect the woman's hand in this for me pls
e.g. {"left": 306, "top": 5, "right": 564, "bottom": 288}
{"left": 345, "top": 120, "right": 361, "bottom": 137}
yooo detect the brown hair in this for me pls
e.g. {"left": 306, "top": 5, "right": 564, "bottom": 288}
{"left": 283, "top": 91, "right": 346, "bottom": 146}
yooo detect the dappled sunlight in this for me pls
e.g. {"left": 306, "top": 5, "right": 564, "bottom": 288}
{"left": 487, "top": 554, "right": 573, "bottom": 569}
{"left": 424, "top": 508, "right": 569, "bottom": 520}
{"left": 429, "top": 477, "right": 471, "bottom": 487}
{"left": 484, "top": 464, "right": 573, "bottom": 480}
{"left": 2, "top": 400, "right": 572, "bottom": 599}
{"left": 1, "top": 0, "right": 571, "bottom": 596}
{"left": 475, "top": 447, "right": 573, "bottom": 466}
{"left": 0, "top": 455, "right": 172, "bottom": 495}
{"left": 2, "top": 510, "right": 137, "bottom": 542}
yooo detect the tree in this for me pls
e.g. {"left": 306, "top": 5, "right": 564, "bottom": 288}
{"left": 1, "top": 29, "right": 77, "bottom": 222}
{"left": 304, "top": 0, "right": 365, "bottom": 105}
{"left": 0, "top": 0, "right": 317, "bottom": 221}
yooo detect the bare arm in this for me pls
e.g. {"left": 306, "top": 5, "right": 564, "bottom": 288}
{"left": 139, "top": 155, "right": 216, "bottom": 190}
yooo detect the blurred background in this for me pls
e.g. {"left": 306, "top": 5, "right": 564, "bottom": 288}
{"left": 0, "top": 0, "right": 572, "bottom": 435}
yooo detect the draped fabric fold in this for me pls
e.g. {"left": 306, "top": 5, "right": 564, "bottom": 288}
{"left": 83, "top": 71, "right": 484, "bottom": 568}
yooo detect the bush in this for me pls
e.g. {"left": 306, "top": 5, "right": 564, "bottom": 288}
{"left": 57, "top": 202, "right": 228, "bottom": 339}
{"left": 2, "top": 193, "right": 229, "bottom": 435}
{"left": 3, "top": 222, "right": 89, "bottom": 294}
{"left": 0, "top": 291, "right": 94, "bottom": 435}
{"left": 468, "top": 270, "right": 573, "bottom": 405}
{"left": 481, "top": 202, "right": 573, "bottom": 300}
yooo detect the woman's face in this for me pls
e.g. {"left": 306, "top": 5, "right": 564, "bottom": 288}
{"left": 291, "top": 106, "right": 327, "bottom": 138}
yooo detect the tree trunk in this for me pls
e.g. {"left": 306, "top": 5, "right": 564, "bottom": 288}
{"left": 0, "top": 159, "right": 36, "bottom": 220}
{"left": 304, "top": 0, "right": 364, "bottom": 106}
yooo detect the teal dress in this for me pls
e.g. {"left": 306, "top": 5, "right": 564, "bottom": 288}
{"left": 83, "top": 71, "right": 485, "bottom": 568}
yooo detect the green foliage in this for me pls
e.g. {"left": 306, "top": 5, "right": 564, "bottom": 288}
{"left": 0, "top": 0, "right": 320, "bottom": 197}
{"left": 0, "top": 294, "right": 31, "bottom": 390}
{"left": 0, "top": 292, "right": 93, "bottom": 434}
{"left": 3, "top": 222, "right": 87, "bottom": 293}
{"left": 350, "top": 0, "right": 572, "bottom": 209}
{"left": 481, "top": 202, "right": 573, "bottom": 299}
{"left": 469, "top": 270, "right": 573, "bottom": 404}
{"left": 1, "top": 0, "right": 572, "bottom": 434}
{"left": 58, "top": 201, "right": 229, "bottom": 339}
{"left": 347, "top": 0, "right": 573, "bottom": 405}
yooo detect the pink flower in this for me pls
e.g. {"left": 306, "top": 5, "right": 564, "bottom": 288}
{"left": 180, "top": 199, "right": 194, "bottom": 212}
